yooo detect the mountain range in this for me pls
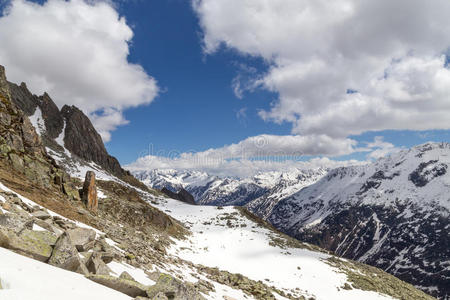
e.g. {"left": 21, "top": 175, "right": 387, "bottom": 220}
{"left": 133, "top": 144, "right": 450, "bottom": 299}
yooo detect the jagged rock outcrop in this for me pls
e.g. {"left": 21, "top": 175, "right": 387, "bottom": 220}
{"left": 82, "top": 171, "right": 98, "bottom": 213}
{"left": 161, "top": 187, "right": 196, "bottom": 205}
{"left": 0, "top": 65, "right": 58, "bottom": 187}
{"left": 7, "top": 75, "right": 134, "bottom": 181}
{"left": 60, "top": 105, "right": 127, "bottom": 177}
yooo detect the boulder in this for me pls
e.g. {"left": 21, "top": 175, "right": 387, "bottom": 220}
{"left": 66, "top": 227, "right": 96, "bottom": 252}
{"left": 31, "top": 210, "right": 51, "bottom": 220}
{"left": 0, "top": 228, "right": 56, "bottom": 262}
{"left": 147, "top": 273, "right": 205, "bottom": 300}
{"left": 86, "top": 274, "right": 149, "bottom": 298}
{"left": 0, "top": 214, "right": 32, "bottom": 233}
{"left": 81, "top": 171, "right": 98, "bottom": 213}
{"left": 48, "top": 232, "right": 89, "bottom": 275}
{"left": 33, "top": 218, "right": 63, "bottom": 235}
{"left": 120, "top": 271, "right": 135, "bottom": 281}
{"left": 100, "top": 251, "right": 115, "bottom": 264}
{"left": 86, "top": 252, "right": 111, "bottom": 275}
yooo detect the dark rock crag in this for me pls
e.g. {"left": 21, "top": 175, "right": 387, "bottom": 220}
{"left": 161, "top": 187, "right": 196, "bottom": 205}
{"left": 6, "top": 68, "right": 139, "bottom": 184}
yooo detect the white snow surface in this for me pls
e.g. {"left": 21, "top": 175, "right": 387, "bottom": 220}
{"left": 149, "top": 196, "right": 394, "bottom": 300}
{"left": 0, "top": 247, "right": 131, "bottom": 300}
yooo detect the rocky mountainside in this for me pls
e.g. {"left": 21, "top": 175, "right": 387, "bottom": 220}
{"left": 7, "top": 79, "right": 135, "bottom": 183}
{"left": 132, "top": 168, "right": 327, "bottom": 208}
{"left": 266, "top": 143, "right": 450, "bottom": 299}
{"left": 0, "top": 65, "right": 434, "bottom": 300}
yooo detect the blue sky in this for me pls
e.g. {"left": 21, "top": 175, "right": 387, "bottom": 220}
{"left": 1, "top": 0, "right": 450, "bottom": 176}
{"left": 108, "top": 0, "right": 291, "bottom": 163}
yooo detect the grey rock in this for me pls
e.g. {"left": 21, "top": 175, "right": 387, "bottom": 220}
{"left": 48, "top": 232, "right": 89, "bottom": 275}
{"left": 0, "top": 228, "right": 56, "bottom": 262}
{"left": 147, "top": 273, "right": 205, "bottom": 300}
{"left": 86, "top": 252, "right": 111, "bottom": 275}
{"left": 120, "top": 271, "right": 135, "bottom": 281}
{"left": 31, "top": 210, "right": 51, "bottom": 220}
{"left": 86, "top": 274, "right": 149, "bottom": 298}
{"left": 66, "top": 227, "right": 96, "bottom": 252}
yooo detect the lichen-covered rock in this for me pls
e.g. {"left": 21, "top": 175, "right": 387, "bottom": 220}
{"left": 86, "top": 274, "right": 149, "bottom": 297}
{"left": 120, "top": 271, "right": 135, "bottom": 281}
{"left": 0, "top": 228, "right": 56, "bottom": 262}
{"left": 48, "top": 232, "right": 89, "bottom": 275}
{"left": 81, "top": 171, "right": 98, "bottom": 213}
{"left": 0, "top": 214, "right": 32, "bottom": 233}
{"left": 147, "top": 273, "right": 205, "bottom": 300}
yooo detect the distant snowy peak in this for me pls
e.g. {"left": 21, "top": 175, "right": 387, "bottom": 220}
{"left": 132, "top": 168, "right": 328, "bottom": 206}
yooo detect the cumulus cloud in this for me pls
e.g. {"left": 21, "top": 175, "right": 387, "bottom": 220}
{"left": 0, "top": 0, "right": 158, "bottom": 141}
{"left": 126, "top": 133, "right": 373, "bottom": 177}
{"left": 193, "top": 0, "right": 450, "bottom": 143}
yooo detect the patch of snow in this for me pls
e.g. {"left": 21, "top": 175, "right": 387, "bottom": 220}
{"left": 98, "top": 189, "right": 107, "bottom": 199}
{"left": 28, "top": 107, "right": 45, "bottom": 136}
{"left": 32, "top": 224, "right": 48, "bottom": 232}
{"left": 54, "top": 120, "right": 66, "bottom": 148}
{"left": 108, "top": 261, "right": 155, "bottom": 286}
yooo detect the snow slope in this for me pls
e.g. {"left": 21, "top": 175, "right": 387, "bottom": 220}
{"left": 145, "top": 194, "right": 400, "bottom": 300}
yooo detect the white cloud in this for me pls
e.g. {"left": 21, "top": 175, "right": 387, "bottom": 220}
{"left": 365, "top": 136, "right": 402, "bottom": 160}
{"left": 0, "top": 0, "right": 158, "bottom": 141}
{"left": 189, "top": 134, "right": 358, "bottom": 158}
{"left": 193, "top": 0, "right": 450, "bottom": 142}
{"left": 126, "top": 133, "right": 370, "bottom": 177}
{"left": 127, "top": 154, "right": 364, "bottom": 178}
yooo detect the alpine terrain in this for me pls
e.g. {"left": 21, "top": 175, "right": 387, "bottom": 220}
{"left": 136, "top": 144, "right": 450, "bottom": 299}
{"left": 0, "top": 65, "right": 437, "bottom": 300}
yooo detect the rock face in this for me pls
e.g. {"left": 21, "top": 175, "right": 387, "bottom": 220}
{"left": 7, "top": 77, "right": 132, "bottom": 180}
{"left": 161, "top": 187, "right": 196, "bottom": 205}
{"left": 82, "top": 171, "right": 98, "bottom": 213}
{"left": 60, "top": 105, "right": 126, "bottom": 177}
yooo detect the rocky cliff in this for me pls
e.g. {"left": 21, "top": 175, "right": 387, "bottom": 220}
{"left": 7, "top": 78, "right": 132, "bottom": 181}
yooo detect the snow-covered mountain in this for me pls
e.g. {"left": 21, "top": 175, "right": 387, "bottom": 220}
{"left": 132, "top": 168, "right": 327, "bottom": 207}
{"left": 267, "top": 142, "right": 450, "bottom": 299}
